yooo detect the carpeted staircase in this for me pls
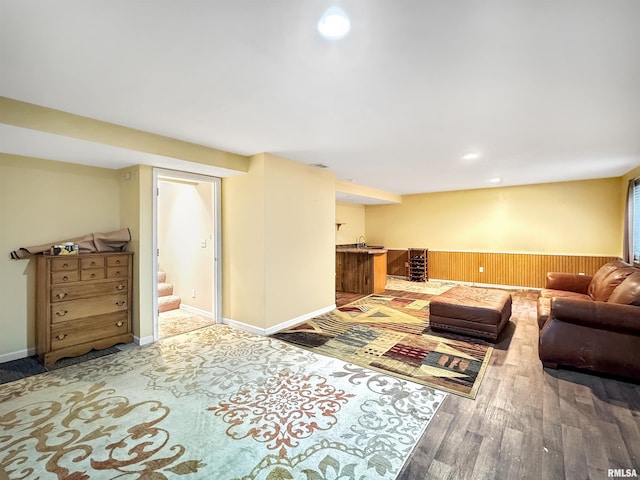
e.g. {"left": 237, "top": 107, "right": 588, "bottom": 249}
{"left": 158, "top": 271, "right": 181, "bottom": 313}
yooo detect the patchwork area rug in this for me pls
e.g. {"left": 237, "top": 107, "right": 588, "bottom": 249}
{"left": 272, "top": 292, "right": 494, "bottom": 399}
{"left": 0, "top": 325, "right": 446, "bottom": 479}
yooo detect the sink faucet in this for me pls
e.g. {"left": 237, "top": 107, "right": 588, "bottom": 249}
{"left": 357, "top": 235, "right": 365, "bottom": 248}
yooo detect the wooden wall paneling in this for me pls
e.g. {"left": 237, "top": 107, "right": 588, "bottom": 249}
{"left": 386, "top": 249, "right": 409, "bottom": 277}
{"left": 426, "top": 251, "right": 619, "bottom": 288}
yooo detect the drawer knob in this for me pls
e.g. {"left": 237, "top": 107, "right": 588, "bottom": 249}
{"left": 90, "top": 273, "right": 96, "bottom": 278}
{"left": 114, "top": 271, "right": 121, "bottom": 276}
{"left": 56, "top": 334, "right": 67, "bottom": 341}
{"left": 55, "top": 310, "right": 68, "bottom": 317}
{"left": 116, "top": 321, "right": 124, "bottom": 327}
{"left": 90, "top": 261, "right": 96, "bottom": 266}
{"left": 62, "top": 276, "right": 69, "bottom": 281}
{"left": 63, "top": 263, "right": 69, "bottom": 268}
{"left": 114, "top": 260, "right": 121, "bottom": 264}
{"left": 115, "top": 300, "right": 126, "bottom": 307}
{"left": 56, "top": 292, "right": 67, "bottom": 299}
{"left": 116, "top": 284, "right": 125, "bottom": 291}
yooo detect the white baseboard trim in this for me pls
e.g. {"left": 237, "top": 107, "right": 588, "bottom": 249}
{"left": 0, "top": 347, "right": 37, "bottom": 363}
{"left": 222, "top": 318, "right": 266, "bottom": 336}
{"left": 223, "top": 304, "right": 336, "bottom": 336}
{"left": 135, "top": 335, "right": 155, "bottom": 346}
{"left": 179, "top": 304, "right": 214, "bottom": 318}
{"left": 265, "top": 304, "right": 336, "bottom": 335}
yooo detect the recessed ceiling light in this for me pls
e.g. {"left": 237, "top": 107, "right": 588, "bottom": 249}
{"left": 318, "top": 7, "right": 351, "bottom": 40}
{"left": 488, "top": 177, "right": 502, "bottom": 183}
{"left": 462, "top": 152, "right": 481, "bottom": 161}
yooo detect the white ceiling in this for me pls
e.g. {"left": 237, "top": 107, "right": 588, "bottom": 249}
{"left": 2, "top": 0, "right": 639, "bottom": 199}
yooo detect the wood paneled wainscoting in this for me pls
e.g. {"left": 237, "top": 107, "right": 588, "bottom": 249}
{"left": 387, "top": 249, "right": 410, "bottom": 277}
{"left": 386, "top": 249, "right": 620, "bottom": 289}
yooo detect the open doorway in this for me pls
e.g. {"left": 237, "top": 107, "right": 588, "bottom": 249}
{"left": 152, "top": 169, "right": 221, "bottom": 340}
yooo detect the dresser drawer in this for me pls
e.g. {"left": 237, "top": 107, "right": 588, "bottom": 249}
{"left": 81, "top": 268, "right": 106, "bottom": 281}
{"left": 107, "top": 266, "right": 128, "bottom": 278}
{"left": 51, "top": 280, "right": 128, "bottom": 303}
{"left": 51, "top": 294, "right": 129, "bottom": 323}
{"left": 51, "top": 258, "right": 79, "bottom": 272}
{"left": 51, "top": 312, "right": 129, "bottom": 350}
{"left": 81, "top": 257, "right": 105, "bottom": 269}
{"left": 51, "top": 270, "right": 80, "bottom": 284}
{"left": 107, "top": 255, "right": 129, "bottom": 267}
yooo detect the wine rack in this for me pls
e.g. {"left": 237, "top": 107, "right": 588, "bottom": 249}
{"left": 407, "top": 248, "right": 428, "bottom": 282}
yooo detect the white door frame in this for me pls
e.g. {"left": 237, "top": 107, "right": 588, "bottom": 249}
{"left": 152, "top": 168, "right": 222, "bottom": 341}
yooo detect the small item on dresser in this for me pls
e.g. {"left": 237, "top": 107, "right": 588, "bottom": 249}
{"left": 62, "top": 242, "right": 79, "bottom": 255}
{"left": 50, "top": 243, "right": 79, "bottom": 255}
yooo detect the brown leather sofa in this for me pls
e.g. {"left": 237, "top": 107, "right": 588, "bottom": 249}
{"left": 537, "top": 260, "right": 640, "bottom": 381}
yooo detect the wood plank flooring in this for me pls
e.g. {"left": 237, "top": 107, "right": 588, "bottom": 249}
{"left": 337, "top": 289, "right": 640, "bottom": 480}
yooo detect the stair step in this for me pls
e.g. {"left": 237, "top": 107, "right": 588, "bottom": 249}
{"left": 159, "top": 295, "right": 181, "bottom": 313}
{"left": 158, "top": 271, "right": 167, "bottom": 283}
{"left": 158, "top": 282, "right": 174, "bottom": 297}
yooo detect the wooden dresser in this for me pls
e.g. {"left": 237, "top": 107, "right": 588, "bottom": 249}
{"left": 36, "top": 251, "right": 133, "bottom": 367}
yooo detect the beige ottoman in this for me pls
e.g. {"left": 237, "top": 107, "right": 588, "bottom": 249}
{"left": 429, "top": 285, "right": 512, "bottom": 342}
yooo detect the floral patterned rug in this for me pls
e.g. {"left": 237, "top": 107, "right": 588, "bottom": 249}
{"left": 158, "top": 308, "right": 215, "bottom": 339}
{"left": 0, "top": 325, "right": 446, "bottom": 479}
{"left": 272, "top": 291, "right": 494, "bottom": 399}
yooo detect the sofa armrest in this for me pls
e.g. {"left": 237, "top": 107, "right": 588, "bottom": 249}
{"left": 545, "top": 272, "right": 592, "bottom": 294}
{"left": 550, "top": 298, "right": 640, "bottom": 335}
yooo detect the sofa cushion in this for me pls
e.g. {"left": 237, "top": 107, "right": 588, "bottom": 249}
{"left": 545, "top": 272, "right": 592, "bottom": 295}
{"left": 540, "top": 289, "right": 592, "bottom": 301}
{"left": 608, "top": 271, "right": 640, "bottom": 306}
{"left": 588, "top": 260, "right": 636, "bottom": 301}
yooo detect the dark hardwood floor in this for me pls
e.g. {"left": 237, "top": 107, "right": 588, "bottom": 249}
{"left": 338, "top": 289, "right": 640, "bottom": 480}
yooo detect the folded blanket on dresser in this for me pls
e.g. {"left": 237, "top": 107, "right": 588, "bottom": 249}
{"left": 10, "top": 228, "right": 131, "bottom": 259}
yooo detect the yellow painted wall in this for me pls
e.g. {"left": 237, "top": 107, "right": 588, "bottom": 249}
{"left": 222, "top": 155, "right": 266, "bottom": 326}
{"left": 622, "top": 165, "right": 640, "bottom": 184}
{"left": 365, "top": 178, "right": 623, "bottom": 256}
{"left": 118, "top": 165, "right": 154, "bottom": 342}
{"left": 621, "top": 165, "right": 640, "bottom": 205}
{"left": 222, "top": 153, "right": 335, "bottom": 331}
{"left": 336, "top": 202, "right": 365, "bottom": 245}
{"left": 0, "top": 155, "right": 121, "bottom": 360}
{"left": 264, "top": 154, "right": 335, "bottom": 329}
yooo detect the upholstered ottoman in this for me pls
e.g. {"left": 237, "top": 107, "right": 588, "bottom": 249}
{"left": 429, "top": 286, "right": 512, "bottom": 342}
